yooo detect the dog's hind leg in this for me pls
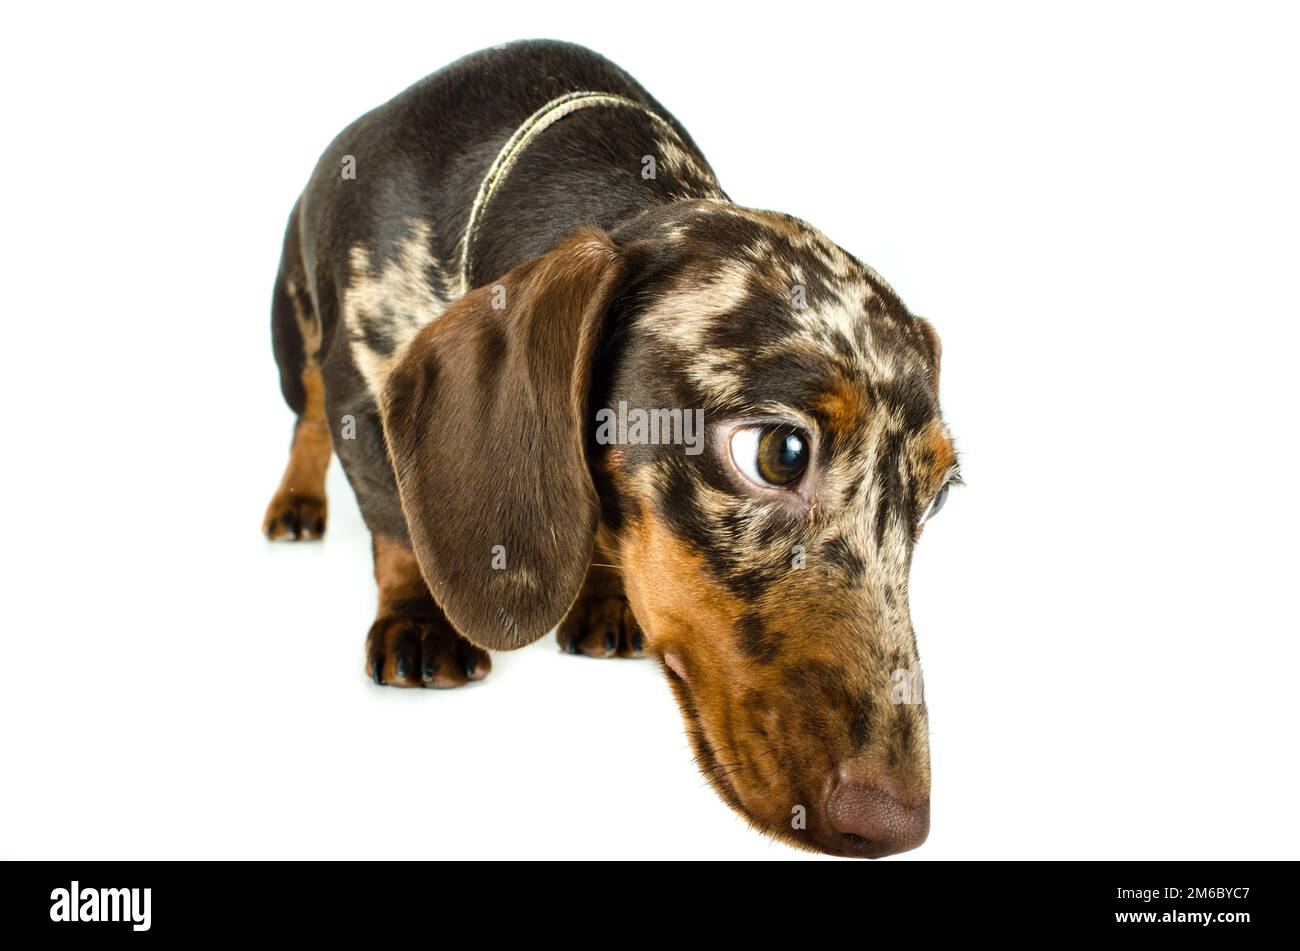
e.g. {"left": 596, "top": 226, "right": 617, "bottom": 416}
{"left": 264, "top": 201, "right": 331, "bottom": 540}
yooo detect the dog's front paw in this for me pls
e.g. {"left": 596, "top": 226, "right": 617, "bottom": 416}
{"left": 263, "top": 490, "right": 327, "bottom": 541}
{"left": 365, "top": 610, "right": 491, "bottom": 688}
{"left": 558, "top": 590, "right": 645, "bottom": 658}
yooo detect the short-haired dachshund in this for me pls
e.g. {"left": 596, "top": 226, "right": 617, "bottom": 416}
{"left": 263, "top": 39, "right": 958, "bottom": 857}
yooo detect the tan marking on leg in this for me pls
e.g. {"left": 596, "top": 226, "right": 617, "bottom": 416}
{"left": 372, "top": 533, "right": 430, "bottom": 613}
{"left": 263, "top": 368, "right": 332, "bottom": 540}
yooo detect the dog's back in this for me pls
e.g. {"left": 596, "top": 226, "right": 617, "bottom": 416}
{"left": 304, "top": 39, "right": 722, "bottom": 330}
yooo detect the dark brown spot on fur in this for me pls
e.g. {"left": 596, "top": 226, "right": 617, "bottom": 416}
{"left": 738, "top": 610, "right": 782, "bottom": 664}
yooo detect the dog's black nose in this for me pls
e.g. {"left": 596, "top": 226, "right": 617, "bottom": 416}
{"left": 825, "top": 776, "right": 929, "bottom": 858}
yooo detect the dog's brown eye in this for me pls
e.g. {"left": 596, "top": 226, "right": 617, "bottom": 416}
{"left": 730, "top": 425, "right": 810, "bottom": 488}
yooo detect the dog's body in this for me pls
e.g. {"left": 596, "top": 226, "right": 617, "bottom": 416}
{"left": 265, "top": 40, "right": 957, "bottom": 857}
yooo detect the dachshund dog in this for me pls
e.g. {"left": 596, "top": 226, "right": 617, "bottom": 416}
{"left": 264, "top": 40, "right": 958, "bottom": 857}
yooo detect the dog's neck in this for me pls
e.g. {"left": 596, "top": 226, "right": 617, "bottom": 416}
{"left": 463, "top": 91, "right": 727, "bottom": 293}
{"left": 459, "top": 91, "right": 707, "bottom": 296}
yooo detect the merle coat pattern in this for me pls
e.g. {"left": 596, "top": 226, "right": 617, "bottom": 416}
{"left": 264, "top": 40, "right": 957, "bottom": 857}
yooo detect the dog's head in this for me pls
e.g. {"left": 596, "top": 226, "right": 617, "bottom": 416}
{"left": 382, "top": 200, "right": 957, "bottom": 857}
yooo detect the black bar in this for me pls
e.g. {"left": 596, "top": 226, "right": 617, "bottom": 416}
{"left": 0, "top": 860, "right": 1289, "bottom": 940}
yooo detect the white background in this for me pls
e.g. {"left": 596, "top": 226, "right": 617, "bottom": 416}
{"left": 1, "top": 1, "right": 1297, "bottom": 860}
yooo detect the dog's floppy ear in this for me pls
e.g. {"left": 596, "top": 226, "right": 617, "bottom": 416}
{"left": 380, "top": 230, "right": 633, "bottom": 650}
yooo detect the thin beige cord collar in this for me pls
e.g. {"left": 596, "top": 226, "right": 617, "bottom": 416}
{"left": 458, "top": 90, "right": 689, "bottom": 295}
